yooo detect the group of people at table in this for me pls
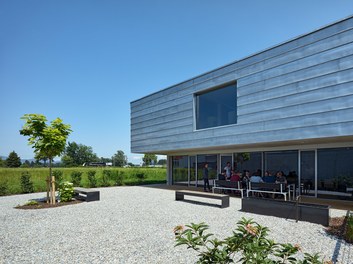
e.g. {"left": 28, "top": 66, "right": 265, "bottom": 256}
{"left": 202, "top": 162, "right": 288, "bottom": 192}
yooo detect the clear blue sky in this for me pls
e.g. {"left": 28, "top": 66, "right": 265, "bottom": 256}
{"left": 0, "top": 1, "right": 352, "bottom": 164}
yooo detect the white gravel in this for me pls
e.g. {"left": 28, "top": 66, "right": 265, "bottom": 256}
{"left": 0, "top": 186, "right": 352, "bottom": 264}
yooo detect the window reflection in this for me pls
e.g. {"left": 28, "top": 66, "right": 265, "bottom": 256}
{"left": 195, "top": 83, "right": 237, "bottom": 130}
{"left": 265, "top": 151, "right": 298, "bottom": 185}
{"left": 197, "top": 155, "right": 217, "bottom": 186}
{"left": 318, "top": 148, "right": 353, "bottom": 200}
{"left": 234, "top": 152, "right": 261, "bottom": 175}
{"left": 172, "top": 156, "right": 188, "bottom": 185}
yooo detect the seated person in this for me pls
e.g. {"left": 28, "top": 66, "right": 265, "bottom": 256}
{"left": 218, "top": 172, "right": 226, "bottom": 180}
{"left": 275, "top": 171, "right": 287, "bottom": 185}
{"left": 263, "top": 170, "right": 276, "bottom": 183}
{"left": 230, "top": 171, "right": 241, "bottom": 182}
{"left": 250, "top": 172, "right": 264, "bottom": 183}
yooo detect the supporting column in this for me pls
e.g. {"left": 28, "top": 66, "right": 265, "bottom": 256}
{"left": 166, "top": 156, "right": 173, "bottom": 185}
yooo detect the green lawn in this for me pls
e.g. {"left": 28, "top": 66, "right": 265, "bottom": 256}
{"left": 0, "top": 167, "right": 166, "bottom": 195}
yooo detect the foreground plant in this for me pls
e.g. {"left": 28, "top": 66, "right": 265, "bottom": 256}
{"left": 175, "top": 218, "right": 325, "bottom": 264}
{"left": 25, "top": 200, "right": 39, "bottom": 206}
{"left": 59, "top": 181, "right": 74, "bottom": 202}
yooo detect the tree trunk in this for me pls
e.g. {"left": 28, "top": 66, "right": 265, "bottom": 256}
{"left": 46, "top": 176, "right": 50, "bottom": 204}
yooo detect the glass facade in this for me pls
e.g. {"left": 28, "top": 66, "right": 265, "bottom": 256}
{"left": 318, "top": 148, "right": 353, "bottom": 200}
{"left": 300, "top": 151, "right": 315, "bottom": 195}
{"left": 195, "top": 83, "right": 237, "bottom": 130}
{"left": 234, "top": 152, "right": 262, "bottom": 174}
{"left": 197, "top": 155, "right": 217, "bottom": 186}
{"left": 172, "top": 156, "right": 188, "bottom": 185}
{"left": 171, "top": 147, "right": 353, "bottom": 200}
{"left": 189, "top": 156, "right": 196, "bottom": 186}
{"left": 220, "top": 155, "right": 232, "bottom": 173}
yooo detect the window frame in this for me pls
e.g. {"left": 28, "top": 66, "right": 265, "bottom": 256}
{"left": 193, "top": 82, "right": 237, "bottom": 131}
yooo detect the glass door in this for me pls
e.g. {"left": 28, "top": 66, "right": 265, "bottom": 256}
{"left": 299, "top": 150, "right": 316, "bottom": 196}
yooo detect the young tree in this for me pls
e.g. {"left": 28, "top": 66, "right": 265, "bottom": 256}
{"left": 5, "top": 151, "right": 22, "bottom": 167}
{"left": 112, "top": 150, "right": 127, "bottom": 167}
{"left": 20, "top": 114, "right": 72, "bottom": 204}
{"left": 142, "top": 153, "right": 157, "bottom": 166}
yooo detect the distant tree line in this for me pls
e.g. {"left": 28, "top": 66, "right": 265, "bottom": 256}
{"left": 1, "top": 143, "right": 166, "bottom": 168}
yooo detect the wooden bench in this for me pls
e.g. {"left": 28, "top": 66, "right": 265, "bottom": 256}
{"left": 247, "top": 182, "right": 287, "bottom": 201}
{"left": 212, "top": 180, "right": 244, "bottom": 198}
{"left": 175, "top": 190, "right": 229, "bottom": 208}
{"left": 74, "top": 188, "right": 100, "bottom": 202}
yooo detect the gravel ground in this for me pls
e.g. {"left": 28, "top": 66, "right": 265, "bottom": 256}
{"left": 0, "top": 186, "right": 352, "bottom": 264}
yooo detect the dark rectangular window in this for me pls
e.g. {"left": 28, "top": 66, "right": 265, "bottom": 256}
{"left": 317, "top": 147, "right": 353, "bottom": 199}
{"left": 195, "top": 83, "right": 237, "bottom": 130}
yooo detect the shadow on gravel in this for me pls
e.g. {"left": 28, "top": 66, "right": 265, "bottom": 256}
{"left": 177, "top": 199, "right": 223, "bottom": 208}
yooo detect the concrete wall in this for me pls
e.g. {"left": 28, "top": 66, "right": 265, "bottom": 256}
{"left": 131, "top": 16, "right": 353, "bottom": 154}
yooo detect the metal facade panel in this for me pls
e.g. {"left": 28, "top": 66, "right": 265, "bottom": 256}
{"left": 131, "top": 16, "right": 353, "bottom": 154}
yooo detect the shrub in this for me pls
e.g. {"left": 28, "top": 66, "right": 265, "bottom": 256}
{"left": 59, "top": 181, "right": 74, "bottom": 202}
{"left": 87, "top": 170, "right": 97, "bottom": 188}
{"left": 70, "top": 171, "right": 82, "bottom": 187}
{"left": 0, "top": 181, "right": 9, "bottom": 196}
{"left": 25, "top": 200, "right": 39, "bottom": 206}
{"left": 102, "top": 170, "right": 111, "bottom": 187}
{"left": 136, "top": 172, "right": 145, "bottom": 183}
{"left": 175, "top": 217, "right": 324, "bottom": 263}
{"left": 20, "top": 171, "right": 34, "bottom": 193}
{"left": 115, "top": 170, "right": 124, "bottom": 186}
{"left": 52, "top": 170, "right": 64, "bottom": 185}
{"left": 109, "top": 170, "right": 124, "bottom": 186}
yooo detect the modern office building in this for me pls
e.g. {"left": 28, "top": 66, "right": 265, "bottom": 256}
{"left": 131, "top": 16, "right": 353, "bottom": 200}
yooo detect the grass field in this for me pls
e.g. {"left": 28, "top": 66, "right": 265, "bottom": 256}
{"left": 0, "top": 167, "right": 166, "bottom": 195}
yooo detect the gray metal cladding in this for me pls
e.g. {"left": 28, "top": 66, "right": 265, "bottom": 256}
{"left": 131, "top": 16, "right": 353, "bottom": 154}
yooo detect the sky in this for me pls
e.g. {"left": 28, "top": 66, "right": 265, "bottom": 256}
{"left": 1, "top": 1, "right": 352, "bottom": 164}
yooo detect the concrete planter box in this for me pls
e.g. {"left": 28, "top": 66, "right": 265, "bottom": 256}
{"left": 241, "top": 198, "right": 330, "bottom": 226}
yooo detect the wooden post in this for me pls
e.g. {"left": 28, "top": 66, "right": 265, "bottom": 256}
{"left": 49, "top": 158, "right": 53, "bottom": 204}
{"left": 51, "top": 176, "right": 56, "bottom": 204}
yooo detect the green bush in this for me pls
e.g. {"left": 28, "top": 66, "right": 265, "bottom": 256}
{"left": 25, "top": 200, "right": 39, "bottom": 206}
{"left": 175, "top": 218, "right": 324, "bottom": 263}
{"left": 0, "top": 167, "right": 166, "bottom": 195}
{"left": 102, "top": 170, "right": 111, "bottom": 187}
{"left": 346, "top": 215, "right": 353, "bottom": 243}
{"left": 53, "top": 170, "right": 64, "bottom": 184}
{"left": 0, "top": 181, "right": 9, "bottom": 196}
{"left": 59, "top": 181, "right": 74, "bottom": 202}
{"left": 20, "top": 171, "right": 34, "bottom": 193}
{"left": 87, "top": 170, "right": 97, "bottom": 188}
{"left": 136, "top": 172, "right": 145, "bottom": 183}
{"left": 115, "top": 170, "right": 124, "bottom": 186}
{"left": 70, "top": 171, "right": 82, "bottom": 187}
